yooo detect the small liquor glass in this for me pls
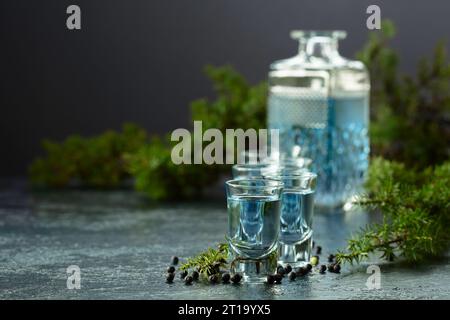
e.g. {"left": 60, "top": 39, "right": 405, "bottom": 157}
{"left": 264, "top": 169, "right": 317, "bottom": 267}
{"left": 225, "top": 178, "right": 283, "bottom": 283}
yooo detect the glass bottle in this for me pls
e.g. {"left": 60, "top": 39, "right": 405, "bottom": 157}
{"left": 267, "top": 30, "right": 370, "bottom": 208}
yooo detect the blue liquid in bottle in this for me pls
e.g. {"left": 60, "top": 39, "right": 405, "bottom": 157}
{"left": 268, "top": 92, "right": 369, "bottom": 207}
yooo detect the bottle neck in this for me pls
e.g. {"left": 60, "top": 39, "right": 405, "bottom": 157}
{"left": 298, "top": 37, "right": 340, "bottom": 60}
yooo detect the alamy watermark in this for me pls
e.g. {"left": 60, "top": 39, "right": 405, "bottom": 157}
{"left": 170, "top": 121, "right": 279, "bottom": 165}
{"left": 366, "top": 265, "right": 381, "bottom": 290}
{"left": 66, "top": 265, "right": 81, "bottom": 289}
{"left": 366, "top": 5, "right": 381, "bottom": 30}
{"left": 66, "top": 5, "right": 81, "bottom": 30}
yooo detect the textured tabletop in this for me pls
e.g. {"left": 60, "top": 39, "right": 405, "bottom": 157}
{"left": 0, "top": 181, "right": 449, "bottom": 300}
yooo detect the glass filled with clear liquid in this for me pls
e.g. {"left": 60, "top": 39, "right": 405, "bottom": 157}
{"left": 264, "top": 168, "right": 317, "bottom": 267}
{"left": 226, "top": 178, "right": 283, "bottom": 283}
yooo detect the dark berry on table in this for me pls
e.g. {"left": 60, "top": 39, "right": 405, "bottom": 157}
{"left": 209, "top": 274, "right": 218, "bottom": 284}
{"left": 288, "top": 271, "right": 297, "bottom": 281}
{"left": 230, "top": 273, "right": 242, "bottom": 284}
{"left": 277, "top": 266, "right": 286, "bottom": 276}
{"left": 327, "top": 264, "right": 335, "bottom": 272}
{"left": 180, "top": 270, "right": 188, "bottom": 279}
{"left": 167, "top": 266, "right": 175, "bottom": 273}
{"left": 328, "top": 254, "right": 335, "bottom": 263}
{"left": 319, "top": 265, "right": 327, "bottom": 273}
{"left": 316, "top": 246, "right": 322, "bottom": 255}
{"left": 296, "top": 267, "right": 307, "bottom": 276}
{"left": 333, "top": 264, "right": 341, "bottom": 273}
{"left": 285, "top": 264, "right": 292, "bottom": 273}
{"left": 171, "top": 256, "right": 179, "bottom": 265}
{"left": 306, "top": 264, "right": 312, "bottom": 272}
{"left": 274, "top": 274, "right": 282, "bottom": 284}
{"left": 213, "top": 261, "right": 221, "bottom": 270}
{"left": 266, "top": 274, "right": 275, "bottom": 285}
{"left": 191, "top": 271, "right": 199, "bottom": 281}
{"left": 184, "top": 275, "right": 193, "bottom": 285}
{"left": 222, "top": 273, "right": 231, "bottom": 284}
{"left": 166, "top": 273, "right": 175, "bottom": 283}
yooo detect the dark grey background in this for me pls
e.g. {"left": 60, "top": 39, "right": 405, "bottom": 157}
{"left": 1, "top": 0, "right": 449, "bottom": 176}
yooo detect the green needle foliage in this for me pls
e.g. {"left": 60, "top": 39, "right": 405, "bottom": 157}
{"left": 357, "top": 20, "right": 450, "bottom": 168}
{"left": 180, "top": 243, "right": 229, "bottom": 278}
{"left": 29, "top": 123, "right": 147, "bottom": 188}
{"left": 336, "top": 157, "right": 450, "bottom": 264}
{"left": 335, "top": 20, "right": 450, "bottom": 265}
{"left": 180, "top": 242, "right": 278, "bottom": 278}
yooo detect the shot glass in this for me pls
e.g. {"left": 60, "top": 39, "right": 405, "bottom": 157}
{"left": 225, "top": 178, "right": 284, "bottom": 283}
{"left": 264, "top": 169, "right": 317, "bottom": 267}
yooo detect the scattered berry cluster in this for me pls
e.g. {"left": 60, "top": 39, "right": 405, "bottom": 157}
{"left": 265, "top": 263, "right": 308, "bottom": 284}
{"left": 315, "top": 244, "right": 341, "bottom": 274}
{"left": 165, "top": 243, "right": 340, "bottom": 286}
{"left": 165, "top": 256, "right": 242, "bottom": 285}
{"left": 264, "top": 243, "right": 341, "bottom": 284}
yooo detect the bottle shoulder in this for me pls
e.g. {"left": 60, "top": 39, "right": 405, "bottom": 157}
{"left": 269, "top": 55, "right": 370, "bottom": 94}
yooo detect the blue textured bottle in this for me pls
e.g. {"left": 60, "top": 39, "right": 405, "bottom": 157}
{"left": 267, "top": 31, "right": 370, "bottom": 208}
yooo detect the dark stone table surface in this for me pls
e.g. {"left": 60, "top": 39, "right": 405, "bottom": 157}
{"left": 0, "top": 179, "right": 449, "bottom": 300}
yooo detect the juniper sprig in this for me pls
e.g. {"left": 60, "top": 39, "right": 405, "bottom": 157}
{"left": 179, "top": 243, "right": 229, "bottom": 278}
{"left": 336, "top": 157, "right": 450, "bottom": 265}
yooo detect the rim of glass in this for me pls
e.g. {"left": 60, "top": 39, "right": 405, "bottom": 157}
{"left": 262, "top": 163, "right": 313, "bottom": 176}
{"left": 263, "top": 171, "right": 317, "bottom": 180}
{"left": 226, "top": 178, "right": 284, "bottom": 189}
